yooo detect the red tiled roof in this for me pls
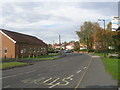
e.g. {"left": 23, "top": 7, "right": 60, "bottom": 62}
{"left": 1, "top": 29, "right": 47, "bottom": 46}
{"left": 54, "top": 44, "right": 61, "bottom": 46}
{"left": 66, "top": 42, "right": 75, "bottom": 46}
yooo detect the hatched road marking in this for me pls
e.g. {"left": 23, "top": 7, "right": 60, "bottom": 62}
{"left": 77, "top": 70, "right": 81, "bottom": 74}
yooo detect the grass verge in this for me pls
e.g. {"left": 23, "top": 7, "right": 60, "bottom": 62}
{"left": 22, "top": 54, "right": 60, "bottom": 59}
{"left": 93, "top": 53, "right": 120, "bottom": 85}
{"left": 0, "top": 62, "right": 29, "bottom": 69}
{"left": 102, "top": 58, "right": 119, "bottom": 80}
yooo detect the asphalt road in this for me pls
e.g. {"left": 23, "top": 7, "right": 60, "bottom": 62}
{"left": 2, "top": 53, "right": 117, "bottom": 89}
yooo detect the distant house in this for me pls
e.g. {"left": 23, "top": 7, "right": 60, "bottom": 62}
{"left": 0, "top": 29, "right": 48, "bottom": 59}
{"left": 66, "top": 42, "right": 76, "bottom": 50}
{"left": 80, "top": 43, "right": 87, "bottom": 50}
{"left": 53, "top": 44, "right": 61, "bottom": 49}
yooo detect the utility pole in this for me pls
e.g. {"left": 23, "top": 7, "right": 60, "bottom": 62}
{"left": 59, "top": 35, "right": 62, "bottom": 55}
{"left": 53, "top": 40, "right": 54, "bottom": 50}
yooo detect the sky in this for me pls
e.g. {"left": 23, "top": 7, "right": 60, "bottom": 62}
{"left": 0, "top": 1, "right": 118, "bottom": 44}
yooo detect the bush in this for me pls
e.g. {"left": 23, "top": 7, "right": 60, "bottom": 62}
{"left": 88, "top": 49, "right": 95, "bottom": 52}
{"left": 79, "top": 49, "right": 87, "bottom": 52}
{"left": 94, "top": 49, "right": 104, "bottom": 53}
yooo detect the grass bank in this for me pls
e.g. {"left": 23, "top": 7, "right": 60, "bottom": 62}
{"left": 22, "top": 53, "right": 60, "bottom": 59}
{"left": 93, "top": 53, "right": 120, "bottom": 85}
{"left": 0, "top": 62, "right": 29, "bottom": 69}
{"left": 102, "top": 58, "right": 119, "bottom": 82}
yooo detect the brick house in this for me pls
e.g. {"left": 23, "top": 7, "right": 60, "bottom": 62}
{"left": 0, "top": 29, "right": 48, "bottom": 59}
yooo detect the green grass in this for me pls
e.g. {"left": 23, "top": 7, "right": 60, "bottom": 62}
{"left": 93, "top": 53, "right": 104, "bottom": 57}
{"left": 102, "top": 58, "right": 119, "bottom": 80}
{"left": 0, "top": 62, "right": 29, "bottom": 69}
{"left": 22, "top": 53, "right": 60, "bottom": 59}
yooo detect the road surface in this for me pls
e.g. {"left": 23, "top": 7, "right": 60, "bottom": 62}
{"left": 2, "top": 53, "right": 117, "bottom": 89}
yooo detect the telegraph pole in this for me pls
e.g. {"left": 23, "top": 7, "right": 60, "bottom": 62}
{"left": 59, "top": 35, "right": 62, "bottom": 55}
{"left": 53, "top": 40, "right": 54, "bottom": 50}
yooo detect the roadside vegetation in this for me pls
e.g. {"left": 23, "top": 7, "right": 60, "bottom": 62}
{"left": 0, "top": 62, "right": 29, "bottom": 69}
{"left": 76, "top": 21, "right": 120, "bottom": 85}
{"left": 1, "top": 53, "right": 61, "bottom": 69}
{"left": 94, "top": 53, "right": 120, "bottom": 85}
{"left": 22, "top": 53, "right": 60, "bottom": 59}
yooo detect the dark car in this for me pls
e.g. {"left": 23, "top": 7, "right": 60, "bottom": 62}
{"left": 64, "top": 50, "right": 72, "bottom": 53}
{"left": 54, "top": 50, "right": 60, "bottom": 53}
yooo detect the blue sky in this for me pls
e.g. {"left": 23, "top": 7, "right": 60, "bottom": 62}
{"left": 0, "top": 1, "right": 118, "bottom": 44}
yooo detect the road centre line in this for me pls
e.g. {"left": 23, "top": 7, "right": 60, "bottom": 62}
{"left": 77, "top": 70, "right": 81, "bottom": 73}
{"left": 74, "top": 57, "right": 93, "bottom": 89}
{"left": 2, "top": 70, "right": 36, "bottom": 79}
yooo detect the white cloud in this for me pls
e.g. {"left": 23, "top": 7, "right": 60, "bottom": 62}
{"left": 1, "top": 2, "right": 117, "bottom": 44}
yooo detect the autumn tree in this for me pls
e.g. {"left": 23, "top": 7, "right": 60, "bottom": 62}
{"left": 76, "top": 21, "right": 94, "bottom": 50}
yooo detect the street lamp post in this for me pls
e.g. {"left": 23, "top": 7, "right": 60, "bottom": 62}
{"left": 98, "top": 19, "right": 106, "bottom": 57}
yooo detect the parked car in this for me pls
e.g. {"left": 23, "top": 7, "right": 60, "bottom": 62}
{"left": 54, "top": 50, "right": 60, "bottom": 53}
{"left": 64, "top": 50, "right": 72, "bottom": 53}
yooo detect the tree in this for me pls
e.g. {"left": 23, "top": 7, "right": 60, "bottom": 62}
{"left": 76, "top": 21, "right": 94, "bottom": 50}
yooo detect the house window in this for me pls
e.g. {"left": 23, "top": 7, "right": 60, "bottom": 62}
{"left": 33, "top": 48, "right": 36, "bottom": 53}
{"left": 21, "top": 50, "right": 24, "bottom": 54}
{"left": 29, "top": 48, "right": 32, "bottom": 53}
{"left": 4, "top": 48, "right": 8, "bottom": 54}
{"left": 41, "top": 48, "right": 43, "bottom": 52}
{"left": 37, "top": 48, "right": 39, "bottom": 52}
{"left": 23, "top": 49, "right": 26, "bottom": 53}
{"left": 44, "top": 48, "right": 46, "bottom": 52}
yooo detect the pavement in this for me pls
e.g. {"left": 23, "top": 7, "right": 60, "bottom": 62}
{"left": 2, "top": 53, "right": 118, "bottom": 89}
{"left": 78, "top": 55, "right": 117, "bottom": 88}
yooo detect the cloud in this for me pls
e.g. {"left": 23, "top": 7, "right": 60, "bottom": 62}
{"left": 1, "top": 2, "right": 118, "bottom": 44}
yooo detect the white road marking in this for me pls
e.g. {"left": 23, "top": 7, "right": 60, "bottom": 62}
{"left": 74, "top": 57, "right": 93, "bottom": 89}
{"left": 49, "top": 82, "right": 60, "bottom": 88}
{"left": 83, "top": 67, "right": 86, "bottom": 69}
{"left": 68, "top": 75, "right": 73, "bottom": 78}
{"left": 47, "top": 78, "right": 60, "bottom": 85}
{"left": 3, "top": 85, "right": 11, "bottom": 88}
{"left": 3, "top": 70, "right": 36, "bottom": 79}
{"left": 43, "top": 78, "right": 52, "bottom": 83}
{"left": 77, "top": 70, "right": 81, "bottom": 73}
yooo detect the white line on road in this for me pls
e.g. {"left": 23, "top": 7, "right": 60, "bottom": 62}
{"left": 68, "top": 75, "right": 74, "bottom": 78}
{"left": 77, "top": 70, "right": 81, "bottom": 73}
{"left": 2, "top": 70, "right": 36, "bottom": 79}
{"left": 49, "top": 82, "right": 60, "bottom": 88}
{"left": 43, "top": 78, "right": 52, "bottom": 83}
{"left": 3, "top": 85, "right": 11, "bottom": 88}
{"left": 74, "top": 57, "right": 93, "bottom": 89}
{"left": 83, "top": 67, "right": 86, "bottom": 69}
{"left": 47, "top": 78, "right": 60, "bottom": 85}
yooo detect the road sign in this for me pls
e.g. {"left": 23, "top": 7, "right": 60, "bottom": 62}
{"left": 112, "top": 17, "right": 120, "bottom": 31}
